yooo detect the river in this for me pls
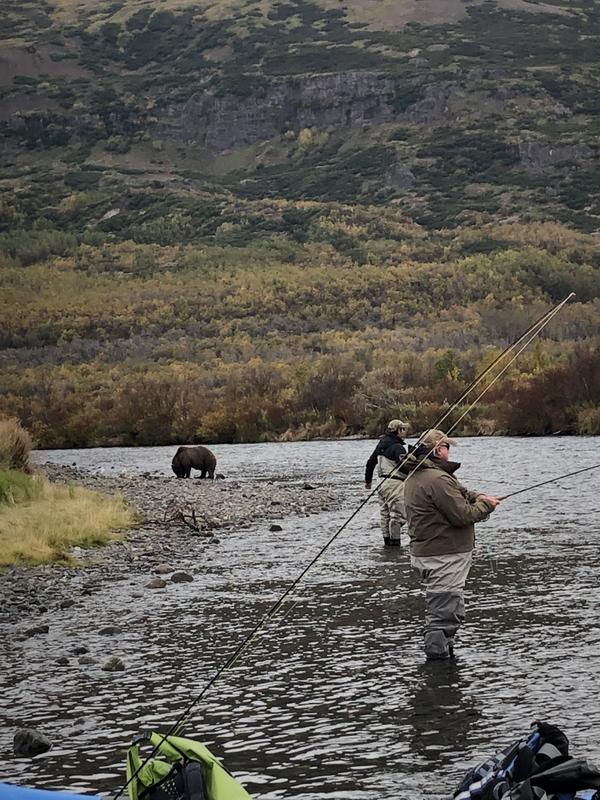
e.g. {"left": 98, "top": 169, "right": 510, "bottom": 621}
{"left": 1, "top": 437, "right": 599, "bottom": 799}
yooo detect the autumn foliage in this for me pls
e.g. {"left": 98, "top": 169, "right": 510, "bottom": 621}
{"left": 1, "top": 211, "right": 599, "bottom": 447}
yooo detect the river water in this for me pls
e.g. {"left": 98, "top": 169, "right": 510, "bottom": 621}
{"left": 2, "top": 437, "right": 600, "bottom": 799}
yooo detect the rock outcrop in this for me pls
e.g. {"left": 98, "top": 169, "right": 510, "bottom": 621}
{"left": 518, "top": 139, "right": 594, "bottom": 171}
{"left": 158, "top": 71, "right": 395, "bottom": 150}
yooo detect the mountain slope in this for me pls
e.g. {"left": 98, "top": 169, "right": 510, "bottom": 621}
{"left": 2, "top": 0, "right": 600, "bottom": 232}
{"left": 1, "top": 0, "right": 600, "bottom": 445}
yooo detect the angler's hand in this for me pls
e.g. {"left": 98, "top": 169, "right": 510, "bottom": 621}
{"left": 365, "top": 482, "right": 372, "bottom": 491}
{"left": 478, "top": 494, "right": 502, "bottom": 509}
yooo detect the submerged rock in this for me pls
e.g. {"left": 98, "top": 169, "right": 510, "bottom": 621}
{"left": 98, "top": 625, "right": 121, "bottom": 635}
{"left": 154, "top": 563, "right": 174, "bottom": 574}
{"left": 13, "top": 728, "right": 52, "bottom": 757}
{"left": 24, "top": 624, "right": 49, "bottom": 637}
{"left": 145, "top": 577, "right": 167, "bottom": 589}
{"left": 171, "top": 571, "right": 193, "bottom": 583}
{"left": 101, "top": 656, "right": 125, "bottom": 672}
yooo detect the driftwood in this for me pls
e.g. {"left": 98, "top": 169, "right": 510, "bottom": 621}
{"left": 162, "top": 503, "right": 219, "bottom": 534}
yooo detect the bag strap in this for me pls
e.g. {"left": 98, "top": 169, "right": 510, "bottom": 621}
{"left": 183, "top": 762, "right": 207, "bottom": 800}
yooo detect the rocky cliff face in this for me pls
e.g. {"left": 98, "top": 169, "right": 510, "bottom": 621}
{"left": 154, "top": 67, "right": 576, "bottom": 155}
{"left": 518, "top": 140, "right": 594, "bottom": 171}
{"left": 2, "top": 0, "right": 600, "bottom": 230}
{"left": 158, "top": 72, "right": 394, "bottom": 150}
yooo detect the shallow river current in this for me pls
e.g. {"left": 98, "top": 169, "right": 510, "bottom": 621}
{"left": 2, "top": 437, "right": 600, "bottom": 799}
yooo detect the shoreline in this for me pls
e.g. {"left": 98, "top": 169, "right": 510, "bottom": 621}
{"left": 0, "top": 464, "right": 342, "bottom": 625}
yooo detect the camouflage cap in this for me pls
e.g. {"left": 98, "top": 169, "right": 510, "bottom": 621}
{"left": 387, "top": 419, "right": 409, "bottom": 432}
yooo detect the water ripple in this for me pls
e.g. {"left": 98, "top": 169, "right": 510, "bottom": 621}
{"left": 2, "top": 438, "right": 599, "bottom": 798}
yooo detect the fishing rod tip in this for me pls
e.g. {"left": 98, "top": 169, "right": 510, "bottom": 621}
{"left": 568, "top": 292, "right": 576, "bottom": 299}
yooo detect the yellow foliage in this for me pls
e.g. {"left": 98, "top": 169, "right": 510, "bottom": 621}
{"left": 1, "top": 218, "right": 599, "bottom": 443}
{"left": 0, "top": 475, "right": 135, "bottom": 567}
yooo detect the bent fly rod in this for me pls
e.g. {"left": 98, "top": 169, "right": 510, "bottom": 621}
{"left": 393, "top": 291, "right": 576, "bottom": 480}
{"left": 499, "top": 462, "right": 600, "bottom": 501}
{"left": 113, "top": 291, "right": 575, "bottom": 800}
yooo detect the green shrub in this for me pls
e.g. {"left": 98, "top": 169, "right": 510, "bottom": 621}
{"left": 0, "top": 469, "right": 37, "bottom": 505}
{"left": 0, "top": 228, "right": 78, "bottom": 265}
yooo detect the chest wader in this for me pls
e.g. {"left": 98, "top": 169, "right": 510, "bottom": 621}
{"left": 411, "top": 551, "right": 472, "bottom": 660}
{"left": 376, "top": 455, "right": 406, "bottom": 546}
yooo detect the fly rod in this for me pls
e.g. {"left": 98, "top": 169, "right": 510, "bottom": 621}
{"left": 499, "top": 462, "right": 600, "bottom": 500}
{"left": 396, "top": 291, "right": 576, "bottom": 482}
{"left": 424, "top": 292, "right": 575, "bottom": 439}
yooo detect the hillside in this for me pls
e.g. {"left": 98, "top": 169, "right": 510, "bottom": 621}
{"left": 1, "top": 0, "right": 599, "bottom": 445}
{"left": 2, "top": 0, "right": 600, "bottom": 228}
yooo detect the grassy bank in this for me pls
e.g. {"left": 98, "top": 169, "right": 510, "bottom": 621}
{"left": 0, "top": 468, "right": 135, "bottom": 567}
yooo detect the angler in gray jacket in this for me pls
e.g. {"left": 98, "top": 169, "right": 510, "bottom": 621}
{"left": 403, "top": 429, "right": 501, "bottom": 661}
{"left": 365, "top": 419, "right": 409, "bottom": 546}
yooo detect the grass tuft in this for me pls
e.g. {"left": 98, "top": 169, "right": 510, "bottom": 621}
{"left": 0, "top": 471, "right": 136, "bottom": 567}
{"left": 0, "top": 469, "right": 40, "bottom": 505}
{"left": 0, "top": 417, "right": 33, "bottom": 473}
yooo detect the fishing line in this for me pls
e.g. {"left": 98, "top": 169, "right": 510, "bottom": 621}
{"left": 113, "top": 292, "right": 574, "bottom": 800}
{"left": 402, "top": 291, "right": 576, "bottom": 481}
{"left": 423, "top": 292, "right": 574, "bottom": 438}
{"left": 498, "top": 462, "right": 600, "bottom": 500}
{"left": 442, "top": 292, "right": 573, "bottom": 440}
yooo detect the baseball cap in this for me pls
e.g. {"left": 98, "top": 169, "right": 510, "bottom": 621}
{"left": 387, "top": 419, "right": 408, "bottom": 432}
{"left": 420, "top": 428, "right": 456, "bottom": 450}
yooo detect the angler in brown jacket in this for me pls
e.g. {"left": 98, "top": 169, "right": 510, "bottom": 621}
{"left": 403, "top": 429, "right": 501, "bottom": 661}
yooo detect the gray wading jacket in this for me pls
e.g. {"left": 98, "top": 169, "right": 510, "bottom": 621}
{"left": 403, "top": 455, "right": 494, "bottom": 557}
{"left": 364, "top": 431, "right": 407, "bottom": 485}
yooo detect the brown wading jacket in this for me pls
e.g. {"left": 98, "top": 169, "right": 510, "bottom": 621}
{"left": 403, "top": 454, "right": 495, "bottom": 557}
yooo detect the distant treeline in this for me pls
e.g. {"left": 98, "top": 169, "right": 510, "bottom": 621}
{"left": 2, "top": 344, "right": 600, "bottom": 448}
{"left": 1, "top": 212, "right": 599, "bottom": 447}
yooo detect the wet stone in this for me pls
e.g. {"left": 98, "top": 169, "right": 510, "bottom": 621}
{"left": 72, "top": 645, "right": 89, "bottom": 655}
{"left": 24, "top": 624, "right": 49, "bottom": 637}
{"left": 270, "top": 524, "right": 283, "bottom": 532}
{"left": 154, "top": 564, "right": 174, "bottom": 574}
{"left": 98, "top": 626, "right": 121, "bottom": 635}
{"left": 145, "top": 578, "right": 167, "bottom": 589}
{"left": 13, "top": 728, "right": 52, "bottom": 757}
{"left": 171, "top": 571, "right": 193, "bottom": 583}
{"left": 101, "top": 656, "right": 125, "bottom": 672}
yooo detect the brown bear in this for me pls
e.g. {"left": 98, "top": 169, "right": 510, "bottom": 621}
{"left": 171, "top": 445, "right": 217, "bottom": 479}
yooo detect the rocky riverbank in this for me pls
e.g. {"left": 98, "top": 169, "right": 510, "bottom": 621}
{"left": 0, "top": 464, "right": 341, "bottom": 628}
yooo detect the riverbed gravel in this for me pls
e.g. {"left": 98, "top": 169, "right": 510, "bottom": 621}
{"left": 0, "top": 464, "right": 341, "bottom": 627}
